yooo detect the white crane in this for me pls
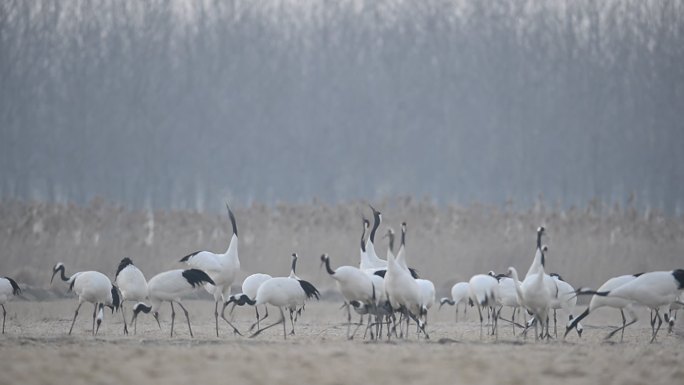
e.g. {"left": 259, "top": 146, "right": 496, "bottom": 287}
{"left": 131, "top": 268, "right": 215, "bottom": 338}
{"left": 0, "top": 276, "right": 21, "bottom": 333}
{"left": 489, "top": 273, "right": 522, "bottom": 335}
{"left": 321, "top": 253, "right": 375, "bottom": 339}
{"left": 547, "top": 272, "right": 583, "bottom": 338}
{"left": 383, "top": 225, "right": 428, "bottom": 339}
{"left": 508, "top": 265, "right": 551, "bottom": 341}
{"left": 382, "top": 222, "right": 419, "bottom": 279}
{"left": 397, "top": 223, "right": 434, "bottom": 332}
{"left": 51, "top": 263, "right": 120, "bottom": 335}
{"left": 574, "top": 269, "right": 684, "bottom": 342}
{"left": 224, "top": 273, "right": 272, "bottom": 332}
{"left": 358, "top": 220, "right": 394, "bottom": 338}
{"left": 114, "top": 257, "right": 148, "bottom": 334}
{"left": 564, "top": 274, "right": 640, "bottom": 341}
{"left": 439, "top": 282, "right": 471, "bottom": 322}
{"left": 180, "top": 203, "right": 241, "bottom": 336}
{"left": 416, "top": 278, "right": 435, "bottom": 331}
{"left": 468, "top": 273, "right": 500, "bottom": 337}
{"left": 363, "top": 205, "right": 388, "bottom": 270}
{"left": 358, "top": 217, "right": 374, "bottom": 270}
{"left": 248, "top": 253, "right": 320, "bottom": 339}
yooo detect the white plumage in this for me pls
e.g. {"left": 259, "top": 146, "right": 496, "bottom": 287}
{"left": 115, "top": 257, "right": 148, "bottom": 334}
{"left": 362, "top": 206, "right": 388, "bottom": 271}
{"left": 525, "top": 226, "right": 546, "bottom": 279}
{"left": 416, "top": 278, "right": 435, "bottom": 316}
{"left": 383, "top": 221, "right": 428, "bottom": 339}
{"left": 249, "top": 253, "right": 320, "bottom": 339}
{"left": 508, "top": 265, "right": 551, "bottom": 341}
{"left": 468, "top": 273, "right": 500, "bottom": 336}
{"left": 585, "top": 269, "right": 684, "bottom": 342}
{"left": 0, "top": 276, "right": 21, "bottom": 333}
{"left": 439, "top": 282, "right": 471, "bottom": 322}
{"left": 131, "top": 268, "right": 215, "bottom": 337}
{"left": 51, "top": 263, "right": 120, "bottom": 335}
{"left": 322, "top": 253, "right": 376, "bottom": 339}
{"left": 546, "top": 273, "right": 583, "bottom": 337}
{"left": 180, "top": 204, "right": 241, "bottom": 336}
{"left": 225, "top": 272, "right": 273, "bottom": 331}
{"left": 564, "top": 274, "right": 641, "bottom": 341}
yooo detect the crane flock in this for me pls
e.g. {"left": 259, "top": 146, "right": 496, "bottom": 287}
{"left": 1, "top": 204, "right": 683, "bottom": 344}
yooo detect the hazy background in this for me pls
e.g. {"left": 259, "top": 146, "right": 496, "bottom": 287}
{"left": 1, "top": 0, "right": 683, "bottom": 212}
{"left": 1, "top": 0, "right": 683, "bottom": 293}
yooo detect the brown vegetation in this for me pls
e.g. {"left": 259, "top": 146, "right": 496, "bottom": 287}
{"left": 1, "top": 198, "right": 683, "bottom": 295}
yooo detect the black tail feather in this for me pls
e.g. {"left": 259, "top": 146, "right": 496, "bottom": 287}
{"left": 298, "top": 279, "right": 320, "bottom": 300}
{"left": 180, "top": 251, "right": 201, "bottom": 263}
{"left": 182, "top": 269, "right": 215, "bottom": 287}
{"left": 110, "top": 285, "right": 121, "bottom": 311}
{"left": 408, "top": 268, "right": 419, "bottom": 279}
{"left": 4, "top": 277, "right": 20, "bottom": 295}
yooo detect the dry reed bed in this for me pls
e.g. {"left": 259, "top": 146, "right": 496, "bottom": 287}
{"left": 1, "top": 198, "right": 683, "bottom": 295}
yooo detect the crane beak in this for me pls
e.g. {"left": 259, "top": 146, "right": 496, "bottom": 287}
{"left": 50, "top": 270, "right": 57, "bottom": 284}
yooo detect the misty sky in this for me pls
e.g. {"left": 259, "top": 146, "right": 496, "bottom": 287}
{"left": 1, "top": 0, "right": 683, "bottom": 213}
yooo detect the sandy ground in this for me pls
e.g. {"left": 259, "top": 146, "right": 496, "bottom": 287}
{"left": 0, "top": 299, "right": 682, "bottom": 385}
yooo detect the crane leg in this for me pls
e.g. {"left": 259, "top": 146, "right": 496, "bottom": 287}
{"left": 121, "top": 303, "right": 128, "bottom": 335}
{"left": 250, "top": 307, "right": 285, "bottom": 339}
{"left": 177, "top": 302, "right": 193, "bottom": 338}
{"left": 68, "top": 302, "right": 83, "bottom": 335}
{"left": 170, "top": 302, "right": 176, "bottom": 337}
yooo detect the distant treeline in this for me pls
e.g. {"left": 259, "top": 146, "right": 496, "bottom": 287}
{"left": 1, "top": 0, "right": 683, "bottom": 212}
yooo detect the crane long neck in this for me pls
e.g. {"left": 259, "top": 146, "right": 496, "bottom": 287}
{"left": 323, "top": 257, "right": 335, "bottom": 276}
{"left": 228, "top": 207, "right": 238, "bottom": 237}
{"left": 509, "top": 268, "right": 525, "bottom": 304}
{"left": 360, "top": 224, "right": 367, "bottom": 253}
{"left": 370, "top": 214, "right": 380, "bottom": 243}
{"left": 388, "top": 233, "right": 395, "bottom": 252}
{"left": 536, "top": 230, "right": 543, "bottom": 250}
{"left": 225, "top": 207, "right": 239, "bottom": 258}
{"left": 134, "top": 303, "right": 153, "bottom": 317}
{"left": 57, "top": 265, "right": 69, "bottom": 282}
{"left": 290, "top": 257, "right": 298, "bottom": 278}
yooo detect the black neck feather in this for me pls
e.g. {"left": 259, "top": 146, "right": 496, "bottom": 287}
{"left": 227, "top": 205, "right": 238, "bottom": 237}
{"left": 673, "top": 269, "right": 684, "bottom": 289}
{"left": 57, "top": 265, "right": 69, "bottom": 282}
{"left": 370, "top": 210, "right": 380, "bottom": 243}
{"left": 322, "top": 256, "right": 335, "bottom": 275}
{"left": 116, "top": 257, "right": 133, "bottom": 278}
{"left": 291, "top": 255, "right": 298, "bottom": 275}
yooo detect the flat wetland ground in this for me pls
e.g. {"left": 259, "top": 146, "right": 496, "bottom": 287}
{"left": 1, "top": 300, "right": 682, "bottom": 385}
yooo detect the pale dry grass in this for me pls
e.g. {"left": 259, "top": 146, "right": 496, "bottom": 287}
{"left": 0, "top": 198, "right": 683, "bottom": 297}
